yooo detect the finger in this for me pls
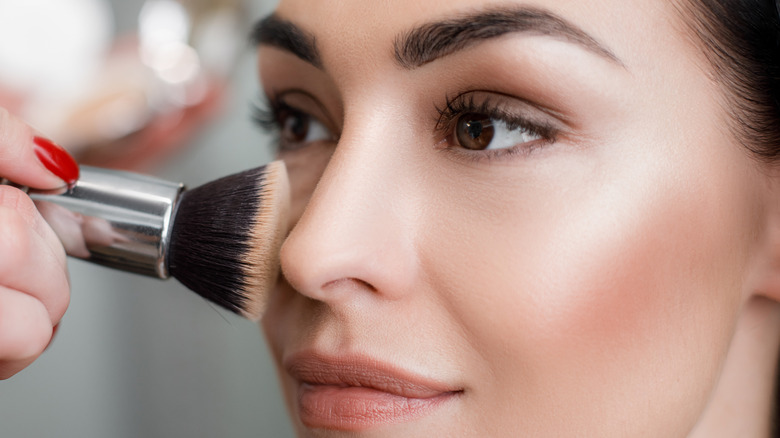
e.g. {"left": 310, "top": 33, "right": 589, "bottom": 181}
{"left": 45, "top": 323, "right": 60, "bottom": 351}
{"left": 0, "top": 108, "right": 78, "bottom": 189}
{"left": 0, "top": 185, "right": 67, "bottom": 263}
{"left": 0, "top": 286, "right": 52, "bottom": 379}
{"left": 0, "top": 202, "right": 70, "bottom": 323}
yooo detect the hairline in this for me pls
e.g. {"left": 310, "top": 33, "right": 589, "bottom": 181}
{"left": 671, "top": 0, "right": 780, "bottom": 163}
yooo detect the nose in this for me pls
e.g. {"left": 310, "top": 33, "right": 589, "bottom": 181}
{"left": 279, "top": 120, "right": 419, "bottom": 305}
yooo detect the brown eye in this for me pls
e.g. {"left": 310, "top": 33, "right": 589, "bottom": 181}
{"left": 456, "top": 113, "right": 495, "bottom": 150}
{"left": 279, "top": 109, "right": 311, "bottom": 144}
{"left": 276, "top": 107, "right": 332, "bottom": 150}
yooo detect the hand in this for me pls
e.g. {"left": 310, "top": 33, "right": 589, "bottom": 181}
{"left": 0, "top": 108, "right": 75, "bottom": 379}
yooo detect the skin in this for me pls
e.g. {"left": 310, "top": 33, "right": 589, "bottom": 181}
{"left": 257, "top": 0, "right": 780, "bottom": 436}
{"left": 0, "top": 108, "right": 70, "bottom": 379}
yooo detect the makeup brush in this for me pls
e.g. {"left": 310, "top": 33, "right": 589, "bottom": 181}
{"left": 4, "top": 162, "right": 289, "bottom": 320}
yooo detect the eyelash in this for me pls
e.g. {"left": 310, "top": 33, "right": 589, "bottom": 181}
{"left": 251, "top": 96, "right": 317, "bottom": 152}
{"left": 434, "top": 93, "right": 557, "bottom": 160}
{"left": 251, "top": 92, "right": 558, "bottom": 159}
{"left": 251, "top": 96, "right": 283, "bottom": 137}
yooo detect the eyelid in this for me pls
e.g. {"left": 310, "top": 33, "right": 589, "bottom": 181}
{"left": 436, "top": 90, "right": 560, "bottom": 129}
{"left": 434, "top": 90, "right": 561, "bottom": 150}
{"left": 268, "top": 88, "right": 340, "bottom": 138}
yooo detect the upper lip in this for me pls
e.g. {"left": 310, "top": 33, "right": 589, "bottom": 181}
{"left": 284, "top": 351, "right": 462, "bottom": 399}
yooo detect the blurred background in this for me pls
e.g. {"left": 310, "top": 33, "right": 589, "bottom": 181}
{"left": 0, "top": 0, "right": 296, "bottom": 436}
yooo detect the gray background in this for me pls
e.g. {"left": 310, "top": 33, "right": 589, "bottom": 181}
{"left": 0, "top": 0, "right": 296, "bottom": 436}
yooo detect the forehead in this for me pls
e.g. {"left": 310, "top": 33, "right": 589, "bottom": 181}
{"left": 271, "top": 0, "right": 687, "bottom": 71}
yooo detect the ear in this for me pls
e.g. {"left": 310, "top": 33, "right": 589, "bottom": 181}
{"left": 748, "top": 171, "right": 780, "bottom": 303}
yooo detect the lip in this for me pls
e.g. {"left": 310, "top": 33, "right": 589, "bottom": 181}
{"left": 284, "top": 351, "right": 462, "bottom": 431}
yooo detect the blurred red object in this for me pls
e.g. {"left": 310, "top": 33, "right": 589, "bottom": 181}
{"left": 74, "top": 77, "right": 225, "bottom": 172}
{"left": 0, "top": 0, "right": 244, "bottom": 173}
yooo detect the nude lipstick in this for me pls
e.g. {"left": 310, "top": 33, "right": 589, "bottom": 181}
{"left": 285, "top": 352, "right": 462, "bottom": 430}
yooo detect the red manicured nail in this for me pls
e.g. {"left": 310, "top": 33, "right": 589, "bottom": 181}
{"left": 33, "top": 137, "right": 79, "bottom": 186}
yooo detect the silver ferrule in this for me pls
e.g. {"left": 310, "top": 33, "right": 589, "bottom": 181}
{"left": 6, "top": 166, "right": 184, "bottom": 279}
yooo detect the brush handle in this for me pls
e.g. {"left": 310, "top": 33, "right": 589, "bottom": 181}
{"left": 2, "top": 166, "right": 184, "bottom": 279}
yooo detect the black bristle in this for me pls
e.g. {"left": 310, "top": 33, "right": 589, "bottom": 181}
{"left": 167, "top": 167, "right": 268, "bottom": 316}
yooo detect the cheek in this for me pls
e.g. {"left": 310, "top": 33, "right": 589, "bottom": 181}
{"left": 419, "top": 145, "right": 760, "bottom": 433}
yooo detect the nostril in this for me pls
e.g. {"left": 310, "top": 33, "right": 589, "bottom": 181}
{"left": 322, "top": 277, "right": 378, "bottom": 293}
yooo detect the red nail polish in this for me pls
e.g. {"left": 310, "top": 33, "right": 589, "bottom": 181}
{"left": 33, "top": 137, "right": 79, "bottom": 187}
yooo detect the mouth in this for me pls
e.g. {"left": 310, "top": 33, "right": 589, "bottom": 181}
{"left": 284, "top": 351, "right": 463, "bottom": 431}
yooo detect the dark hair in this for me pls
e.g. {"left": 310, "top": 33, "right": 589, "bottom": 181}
{"left": 674, "top": 1, "right": 780, "bottom": 435}
{"left": 675, "top": 0, "right": 780, "bottom": 161}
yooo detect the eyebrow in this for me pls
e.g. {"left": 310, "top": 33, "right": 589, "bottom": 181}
{"left": 394, "top": 7, "right": 622, "bottom": 69}
{"left": 250, "top": 14, "right": 323, "bottom": 69}
{"left": 251, "top": 7, "right": 622, "bottom": 71}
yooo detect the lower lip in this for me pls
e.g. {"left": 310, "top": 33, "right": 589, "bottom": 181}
{"left": 297, "top": 383, "right": 457, "bottom": 430}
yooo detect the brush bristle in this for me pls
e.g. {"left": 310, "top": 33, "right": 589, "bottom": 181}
{"left": 167, "top": 161, "right": 290, "bottom": 320}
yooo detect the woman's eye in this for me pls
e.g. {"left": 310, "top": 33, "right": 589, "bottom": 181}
{"left": 455, "top": 112, "right": 543, "bottom": 151}
{"left": 279, "top": 108, "right": 331, "bottom": 147}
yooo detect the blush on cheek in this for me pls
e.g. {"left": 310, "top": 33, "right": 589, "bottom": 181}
{"left": 525, "top": 183, "right": 746, "bottom": 431}
{"left": 426, "top": 155, "right": 756, "bottom": 434}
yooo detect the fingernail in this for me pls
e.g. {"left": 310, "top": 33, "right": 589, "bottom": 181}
{"left": 33, "top": 137, "right": 79, "bottom": 187}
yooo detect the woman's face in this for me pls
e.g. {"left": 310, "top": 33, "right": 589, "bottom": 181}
{"left": 257, "top": 0, "right": 769, "bottom": 436}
